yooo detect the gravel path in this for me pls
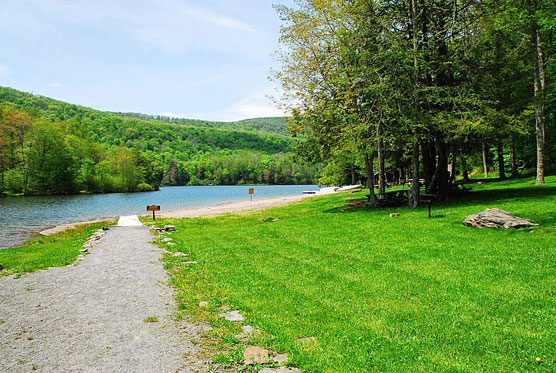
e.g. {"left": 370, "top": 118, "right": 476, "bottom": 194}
{"left": 0, "top": 225, "right": 208, "bottom": 372}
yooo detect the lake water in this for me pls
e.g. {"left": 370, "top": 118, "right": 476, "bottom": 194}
{"left": 0, "top": 185, "right": 319, "bottom": 249}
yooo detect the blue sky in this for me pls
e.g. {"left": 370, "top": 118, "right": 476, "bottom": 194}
{"left": 0, "top": 0, "right": 295, "bottom": 121}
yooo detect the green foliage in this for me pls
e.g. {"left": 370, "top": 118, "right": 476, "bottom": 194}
{"left": 0, "top": 87, "right": 315, "bottom": 195}
{"left": 158, "top": 176, "right": 556, "bottom": 372}
{"left": 274, "top": 0, "right": 555, "bottom": 196}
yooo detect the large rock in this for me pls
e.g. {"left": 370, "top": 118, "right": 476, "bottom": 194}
{"left": 463, "top": 208, "right": 538, "bottom": 229}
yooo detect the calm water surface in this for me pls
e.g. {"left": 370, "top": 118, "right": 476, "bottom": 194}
{"left": 0, "top": 185, "right": 318, "bottom": 249}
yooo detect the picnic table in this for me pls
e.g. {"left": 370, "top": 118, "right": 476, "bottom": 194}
{"left": 450, "top": 182, "right": 472, "bottom": 195}
{"left": 367, "top": 189, "right": 409, "bottom": 206}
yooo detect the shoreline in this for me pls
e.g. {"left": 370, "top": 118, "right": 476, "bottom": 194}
{"left": 40, "top": 191, "right": 336, "bottom": 236}
{"left": 39, "top": 219, "right": 113, "bottom": 236}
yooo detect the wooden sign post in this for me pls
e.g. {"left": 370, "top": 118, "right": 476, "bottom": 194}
{"left": 147, "top": 205, "right": 161, "bottom": 220}
{"left": 249, "top": 188, "right": 254, "bottom": 202}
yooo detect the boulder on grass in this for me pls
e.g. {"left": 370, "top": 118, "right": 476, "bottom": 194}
{"left": 463, "top": 208, "right": 538, "bottom": 229}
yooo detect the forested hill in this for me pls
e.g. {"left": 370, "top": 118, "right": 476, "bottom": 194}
{"left": 0, "top": 87, "right": 315, "bottom": 195}
{"left": 118, "top": 113, "right": 288, "bottom": 136}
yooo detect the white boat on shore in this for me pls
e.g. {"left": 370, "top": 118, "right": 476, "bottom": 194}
{"left": 336, "top": 184, "right": 363, "bottom": 192}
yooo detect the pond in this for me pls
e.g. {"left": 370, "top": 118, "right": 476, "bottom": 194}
{"left": 0, "top": 185, "right": 319, "bottom": 249}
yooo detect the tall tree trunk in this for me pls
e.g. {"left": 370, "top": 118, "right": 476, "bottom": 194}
{"left": 409, "top": 143, "right": 420, "bottom": 208}
{"left": 437, "top": 136, "right": 449, "bottom": 202}
{"left": 482, "top": 143, "right": 489, "bottom": 178}
{"left": 409, "top": 0, "right": 421, "bottom": 210}
{"left": 532, "top": 20, "right": 546, "bottom": 184}
{"left": 510, "top": 134, "right": 518, "bottom": 177}
{"left": 351, "top": 165, "right": 355, "bottom": 185}
{"left": 422, "top": 142, "right": 434, "bottom": 188}
{"left": 461, "top": 156, "right": 470, "bottom": 183}
{"left": 378, "top": 138, "right": 386, "bottom": 195}
{"left": 449, "top": 146, "right": 456, "bottom": 183}
{"left": 364, "top": 151, "right": 377, "bottom": 207}
{"left": 497, "top": 142, "right": 506, "bottom": 180}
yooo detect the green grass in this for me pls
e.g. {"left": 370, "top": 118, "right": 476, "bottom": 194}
{"left": 155, "top": 176, "right": 556, "bottom": 372}
{"left": 0, "top": 222, "right": 111, "bottom": 277}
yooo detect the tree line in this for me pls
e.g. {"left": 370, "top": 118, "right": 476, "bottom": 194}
{"left": 274, "top": 0, "right": 554, "bottom": 206}
{"left": 0, "top": 88, "right": 316, "bottom": 195}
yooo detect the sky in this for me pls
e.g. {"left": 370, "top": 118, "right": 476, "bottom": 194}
{"left": 0, "top": 0, "right": 295, "bottom": 121}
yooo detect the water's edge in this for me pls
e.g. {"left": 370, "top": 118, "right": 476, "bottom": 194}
{"left": 0, "top": 185, "right": 319, "bottom": 249}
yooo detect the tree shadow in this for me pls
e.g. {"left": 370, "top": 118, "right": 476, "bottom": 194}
{"left": 448, "top": 185, "right": 556, "bottom": 207}
{"left": 323, "top": 184, "right": 556, "bottom": 217}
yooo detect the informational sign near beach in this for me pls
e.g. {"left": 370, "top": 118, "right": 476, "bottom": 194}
{"left": 147, "top": 205, "right": 161, "bottom": 220}
{"left": 249, "top": 188, "right": 254, "bottom": 201}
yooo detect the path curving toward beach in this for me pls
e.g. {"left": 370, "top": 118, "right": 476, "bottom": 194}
{"left": 0, "top": 221, "right": 208, "bottom": 372}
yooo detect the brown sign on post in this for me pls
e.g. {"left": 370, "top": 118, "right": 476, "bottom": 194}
{"left": 249, "top": 188, "right": 254, "bottom": 201}
{"left": 147, "top": 205, "right": 161, "bottom": 220}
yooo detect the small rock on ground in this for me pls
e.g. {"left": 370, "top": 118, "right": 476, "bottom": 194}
{"left": 242, "top": 325, "right": 257, "bottom": 334}
{"left": 273, "top": 354, "right": 289, "bottom": 363}
{"left": 199, "top": 301, "right": 209, "bottom": 308}
{"left": 219, "top": 310, "right": 245, "bottom": 321}
{"left": 244, "top": 346, "right": 270, "bottom": 365}
{"left": 173, "top": 252, "right": 188, "bottom": 257}
{"left": 296, "top": 336, "right": 316, "bottom": 343}
{"left": 389, "top": 213, "right": 400, "bottom": 218}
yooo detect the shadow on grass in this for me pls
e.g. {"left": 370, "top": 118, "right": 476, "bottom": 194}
{"left": 325, "top": 184, "right": 556, "bottom": 218}
{"left": 427, "top": 214, "right": 446, "bottom": 219}
{"left": 449, "top": 185, "right": 556, "bottom": 207}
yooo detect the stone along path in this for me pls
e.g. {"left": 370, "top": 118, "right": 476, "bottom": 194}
{"left": 0, "top": 216, "right": 208, "bottom": 372}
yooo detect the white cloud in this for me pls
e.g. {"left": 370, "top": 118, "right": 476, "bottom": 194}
{"left": 165, "top": 87, "right": 285, "bottom": 122}
{"left": 158, "top": 112, "right": 186, "bottom": 118}
{"left": 186, "top": 6, "right": 254, "bottom": 32}
{"left": 223, "top": 97, "right": 285, "bottom": 121}
{"left": 24, "top": 0, "right": 256, "bottom": 55}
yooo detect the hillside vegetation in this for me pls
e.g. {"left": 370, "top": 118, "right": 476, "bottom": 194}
{"left": 0, "top": 87, "right": 315, "bottom": 195}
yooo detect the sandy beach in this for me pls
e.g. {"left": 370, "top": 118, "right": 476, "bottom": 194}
{"left": 156, "top": 194, "right": 315, "bottom": 218}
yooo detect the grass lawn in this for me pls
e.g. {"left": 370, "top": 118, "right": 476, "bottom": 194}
{"left": 155, "top": 176, "right": 556, "bottom": 372}
{"left": 0, "top": 222, "right": 110, "bottom": 277}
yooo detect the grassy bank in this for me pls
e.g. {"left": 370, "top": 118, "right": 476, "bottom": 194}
{"left": 0, "top": 222, "right": 111, "bottom": 277}
{"left": 154, "top": 176, "right": 556, "bottom": 372}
